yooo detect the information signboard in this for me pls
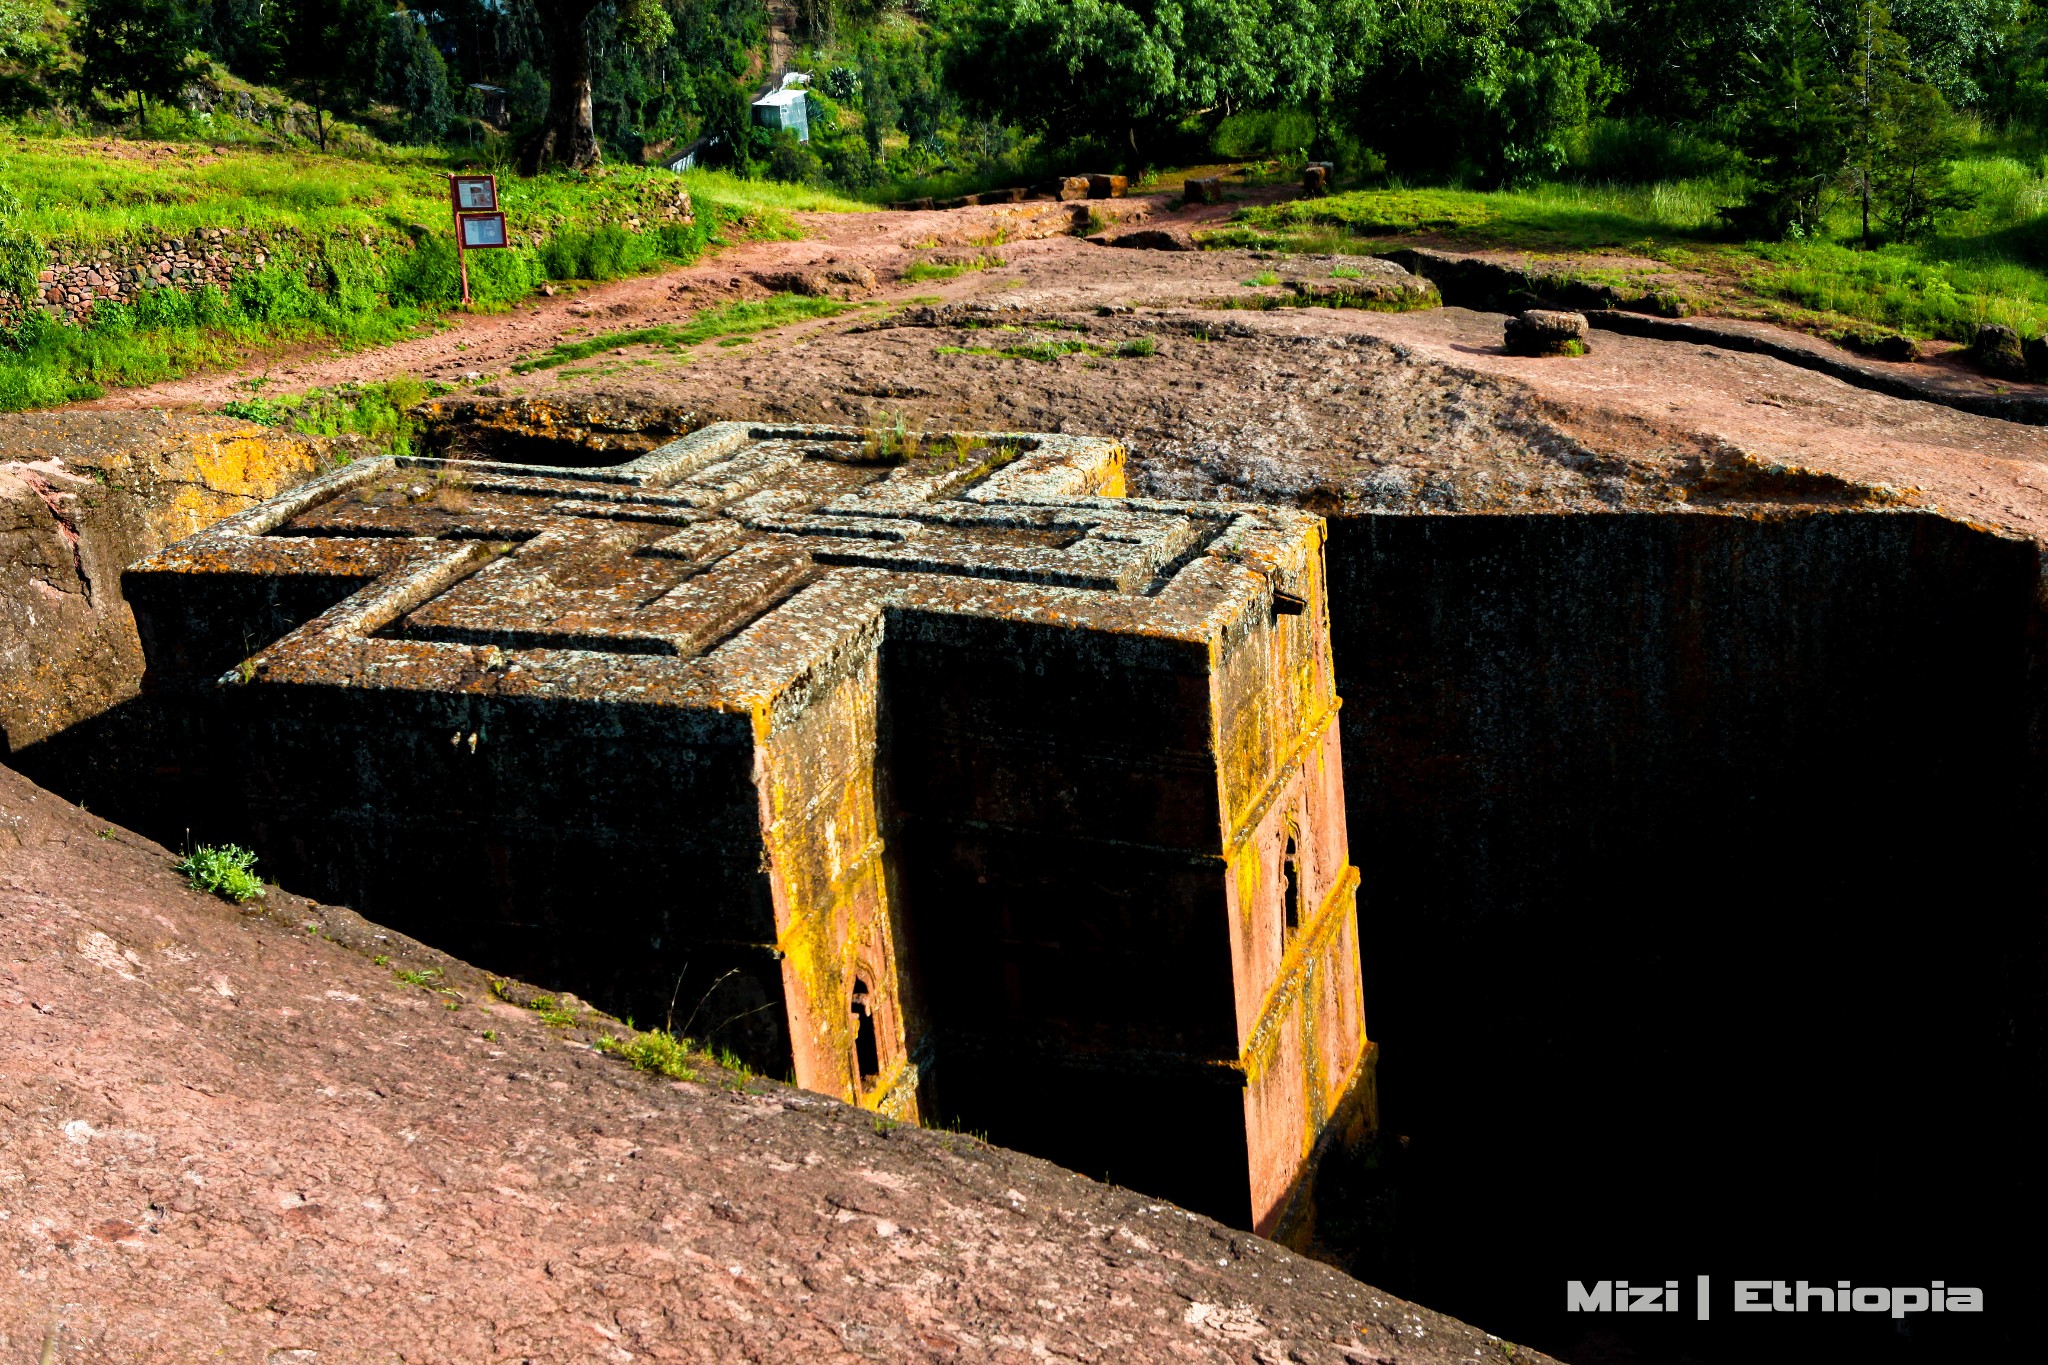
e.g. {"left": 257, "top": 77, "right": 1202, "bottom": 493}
{"left": 446, "top": 174, "right": 506, "bottom": 304}
{"left": 450, "top": 175, "right": 498, "bottom": 211}
{"left": 459, "top": 213, "right": 508, "bottom": 249}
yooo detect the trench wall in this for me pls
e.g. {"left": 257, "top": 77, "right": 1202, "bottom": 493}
{"left": 1322, "top": 508, "right": 2048, "bottom": 1358}
{"left": 0, "top": 415, "right": 337, "bottom": 755}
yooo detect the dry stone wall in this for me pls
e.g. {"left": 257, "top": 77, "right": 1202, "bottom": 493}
{"left": 23, "top": 228, "right": 320, "bottom": 325}
{"left": 5, "top": 187, "right": 694, "bottom": 326}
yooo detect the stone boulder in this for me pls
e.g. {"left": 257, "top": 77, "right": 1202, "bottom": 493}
{"left": 1503, "top": 308, "right": 1591, "bottom": 357}
{"left": 1107, "top": 226, "right": 1197, "bottom": 251}
{"left": 1971, "top": 322, "right": 2027, "bottom": 380}
{"left": 748, "top": 262, "right": 878, "bottom": 298}
{"left": 1185, "top": 175, "right": 1225, "bottom": 204}
{"left": 0, "top": 412, "right": 339, "bottom": 755}
{"left": 1034, "top": 175, "right": 1093, "bottom": 202}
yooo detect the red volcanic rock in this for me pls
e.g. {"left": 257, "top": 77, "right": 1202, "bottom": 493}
{"left": 0, "top": 763, "right": 1549, "bottom": 1364}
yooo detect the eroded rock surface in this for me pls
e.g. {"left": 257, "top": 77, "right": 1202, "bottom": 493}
{"left": 0, "top": 762, "right": 1545, "bottom": 1365}
{"left": 0, "top": 413, "right": 343, "bottom": 752}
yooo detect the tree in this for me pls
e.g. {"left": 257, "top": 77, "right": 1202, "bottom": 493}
{"left": 77, "top": 0, "right": 202, "bottom": 120}
{"left": 381, "top": 7, "right": 452, "bottom": 144}
{"left": 1723, "top": 0, "right": 1850, "bottom": 238}
{"left": 946, "top": 0, "right": 1368, "bottom": 163}
{"left": 1337, "top": 0, "right": 1610, "bottom": 185}
{"left": 860, "top": 62, "right": 896, "bottom": 155}
{"left": 1873, "top": 70, "right": 1976, "bottom": 237}
{"left": 278, "top": 0, "right": 377, "bottom": 150}
{"left": 519, "top": 0, "right": 671, "bottom": 172}
{"left": 200, "top": 0, "right": 281, "bottom": 81}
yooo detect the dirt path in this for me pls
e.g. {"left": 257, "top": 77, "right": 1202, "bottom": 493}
{"left": 72, "top": 181, "right": 2048, "bottom": 539}
{"left": 75, "top": 194, "right": 1198, "bottom": 410}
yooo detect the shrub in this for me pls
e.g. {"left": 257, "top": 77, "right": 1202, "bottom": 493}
{"left": 174, "top": 844, "right": 265, "bottom": 903}
{"left": 1571, "top": 117, "right": 1734, "bottom": 183}
{"left": 231, "top": 264, "right": 318, "bottom": 323}
{"left": 1213, "top": 108, "right": 1317, "bottom": 160}
{"left": 386, "top": 235, "right": 461, "bottom": 305}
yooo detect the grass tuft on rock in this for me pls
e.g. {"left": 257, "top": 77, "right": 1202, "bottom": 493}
{"left": 598, "top": 1028, "right": 699, "bottom": 1081}
{"left": 173, "top": 844, "right": 265, "bottom": 903}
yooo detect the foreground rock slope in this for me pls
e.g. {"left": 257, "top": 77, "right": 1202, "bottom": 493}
{"left": 0, "top": 763, "right": 1546, "bottom": 1364}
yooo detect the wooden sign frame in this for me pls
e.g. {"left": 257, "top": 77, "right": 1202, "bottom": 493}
{"left": 447, "top": 174, "right": 506, "bottom": 305}
{"left": 450, "top": 175, "right": 498, "bottom": 211}
{"left": 458, "top": 213, "right": 509, "bottom": 249}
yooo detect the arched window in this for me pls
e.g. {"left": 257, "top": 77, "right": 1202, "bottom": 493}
{"left": 1281, "top": 831, "right": 1301, "bottom": 949}
{"left": 850, "top": 977, "right": 881, "bottom": 1088}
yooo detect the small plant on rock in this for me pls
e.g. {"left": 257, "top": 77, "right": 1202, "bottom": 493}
{"left": 862, "top": 412, "right": 922, "bottom": 462}
{"left": 527, "top": 994, "right": 579, "bottom": 1027}
{"left": 173, "top": 844, "right": 265, "bottom": 904}
{"left": 598, "top": 1027, "right": 698, "bottom": 1080}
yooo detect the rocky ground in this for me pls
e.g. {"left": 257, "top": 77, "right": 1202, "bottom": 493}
{"left": 85, "top": 191, "right": 2048, "bottom": 543}
{"left": 0, "top": 762, "right": 1548, "bottom": 1365}
{"left": 24, "top": 186, "right": 2048, "bottom": 1364}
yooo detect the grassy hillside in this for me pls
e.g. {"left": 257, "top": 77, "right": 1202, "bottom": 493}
{"left": 0, "top": 142, "right": 868, "bottom": 245}
{"left": 0, "top": 137, "right": 869, "bottom": 410}
{"left": 1218, "top": 153, "right": 2048, "bottom": 345}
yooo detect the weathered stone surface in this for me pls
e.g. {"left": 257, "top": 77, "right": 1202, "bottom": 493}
{"left": 415, "top": 393, "right": 708, "bottom": 463}
{"left": 1193, "top": 257, "right": 1441, "bottom": 313}
{"left": 1501, "top": 308, "right": 1589, "bottom": 356}
{"left": 1186, "top": 175, "right": 1225, "bottom": 204}
{"left": 1108, "top": 226, "right": 1198, "bottom": 251}
{"left": 1036, "top": 175, "right": 1094, "bottom": 202}
{"left": 1974, "top": 321, "right": 2028, "bottom": 379}
{"left": 0, "top": 412, "right": 340, "bottom": 753}
{"left": 123, "top": 422, "right": 1369, "bottom": 1236}
{"left": 1089, "top": 173, "right": 1130, "bottom": 199}
{"left": 0, "top": 758, "right": 1554, "bottom": 1365}
{"left": 749, "top": 262, "right": 879, "bottom": 298}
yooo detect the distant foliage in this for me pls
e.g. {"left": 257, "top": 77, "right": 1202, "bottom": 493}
{"left": 77, "top": 0, "right": 203, "bottom": 116}
{"left": 380, "top": 8, "right": 452, "bottom": 144}
{"left": 1212, "top": 108, "right": 1316, "bottom": 159}
{"left": 946, "top": 0, "right": 1368, "bottom": 159}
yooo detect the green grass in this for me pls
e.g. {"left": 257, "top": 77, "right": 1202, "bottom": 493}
{"left": 1223, "top": 169, "right": 2048, "bottom": 343}
{"left": 678, "top": 168, "right": 875, "bottom": 216}
{"left": 901, "top": 253, "right": 1005, "bottom": 282}
{"left": 173, "top": 844, "right": 265, "bottom": 903}
{"left": 526, "top": 994, "right": 579, "bottom": 1027}
{"left": 0, "top": 138, "right": 874, "bottom": 410}
{"left": 598, "top": 1028, "right": 699, "bottom": 1081}
{"left": 0, "top": 141, "right": 863, "bottom": 247}
{"left": 510, "top": 293, "right": 865, "bottom": 372}
{"left": 936, "top": 336, "right": 1156, "bottom": 362}
{"left": 1231, "top": 181, "right": 1730, "bottom": 251}
{"left": 220, "top": 375, "right": 440, "bottom": 454}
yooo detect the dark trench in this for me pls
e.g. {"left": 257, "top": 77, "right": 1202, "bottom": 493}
{"left": 15, "top": 501, "right": 2047, "bottom": 1365}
